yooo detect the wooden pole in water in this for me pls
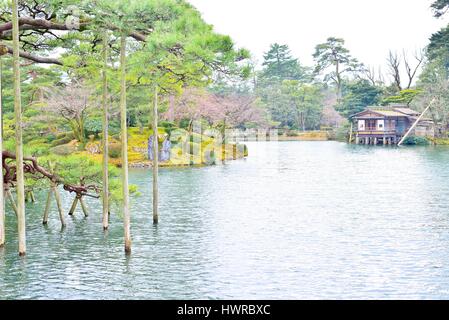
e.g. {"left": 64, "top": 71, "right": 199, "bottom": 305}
{"left": 398, "top": 98, "right": 436, "bottom": 146}
{"left": 102, "top": 32, "right": 110, "bottom": 230}
{"left": 0, "top": 55, "right": 4, "bottom": 247}
{"left": 42, "top": 188, "right": 52, "bottom": 225}
{"left": 6, "top": 190, "right": 17, "bottom": 216}
{"left": 79, "top": 197, "right": 89, "bottom": 217}
{"left": 152, "top": 85, "right": 159, "bottom": 225}
{"left": 348, "top": 121, "right": 353, "bottom": 144}
{"left": 30, "top": 191, "right": 35, "bottom": 203}
{"left": 120, "top": 34, "right": 131, "bottom": 254}
{"left": 68, "top": 197, "right": 78, "bottom": 216}
{"left": 12, "top": 0, "right": 26, "bottom": 256}
{"left": 51, "top": 182, "right": 66, "bottom": 228}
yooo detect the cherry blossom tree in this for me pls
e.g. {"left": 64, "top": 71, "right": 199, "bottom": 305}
{"left": 43, "top": 83, "right": 94, "bottom": 144}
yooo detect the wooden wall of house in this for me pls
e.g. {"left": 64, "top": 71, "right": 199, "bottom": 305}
{"left": 397, "top": 118, "right": 407, "bottom": 134}
{"left": 414, "top": 125, "right": 435, "bottom": 137}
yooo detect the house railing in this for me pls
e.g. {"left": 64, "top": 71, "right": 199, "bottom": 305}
{"left": 356, "top": 130, "right": 397, "bottom": 135}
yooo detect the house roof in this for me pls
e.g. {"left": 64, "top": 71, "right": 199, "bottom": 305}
{"left": 351, "top": 105, "right": 422, "bottom": 119}
{"left": 350, "top": 108, "right": 405, "bottom": 118}
{"left": 393, "top": 108, "right": 420, "bottom": 116}
{"left": 372, "top": 110, "right": 406, "bottom": 117}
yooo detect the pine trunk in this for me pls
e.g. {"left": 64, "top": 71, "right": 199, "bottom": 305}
{"left": 152, "top": 86, "right": 159, "bottom": 224}
{"left": 102, "top": 33, "right": 110, "bottom": 230}
{"left": 120, "top": 34, "right": 131, "bottom": 254}
{"left": 12, "top": 0, "right": 26, "bottom": 256}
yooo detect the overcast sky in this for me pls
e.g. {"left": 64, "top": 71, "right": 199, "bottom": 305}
{"left": 189, "top": 0, "right": 449, "bottom": 73}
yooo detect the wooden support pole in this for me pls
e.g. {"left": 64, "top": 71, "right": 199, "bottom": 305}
{"left": 102, "top": 32, "right": 110, "bottom": 231}
{"left": 398, "top": 98, "right": 435, "bottom": 146}
{"left": 0, "top": 56, "right": 4, "bottom": 247}
{"left": 348, "top": 122, "right": 353, "bottom": 144}
{"left": 7, "top": 190, "right": 18, "bottom": 217}
{"left": 12, "top": 0, "right": 26, "bottom": 256}
{"left": 51, "top": 183, "right": 66, "bottom": 228}
{"left": 79, "top": 197, "right": 89, "bottom": 217}
{"left": 152, "top": 85, "right": 159, "bottom": 225}
{"left": 0, "top": 190, "right": 4, "bottom": 247}
{"left": 68, "top": 197, "right": 78, "bottom": 216}
{"left": 120, "top": 34, "right": 131, "bottom": 254}
{"left": 30, "top": 191, "right": 35, "bottom": 203}
{"left": 42, "top": 188, "right": 52, "bottom": 225}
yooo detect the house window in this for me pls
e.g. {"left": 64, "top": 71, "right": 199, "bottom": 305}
{"left": 358, "top": 120, "right": 365, "bottom": 130}
{"left": 367, "top": 120, "right": 376, "bottom": 131}
{"left": 377, "top": 119, "right": 385, "bottom": 131}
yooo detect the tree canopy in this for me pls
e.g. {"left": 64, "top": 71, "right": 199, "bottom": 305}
{"left": 313, "top": 37, "right": 363, "bottom": 97}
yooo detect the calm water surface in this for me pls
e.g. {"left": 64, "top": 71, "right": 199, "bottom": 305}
{"left": 1, "top": 141, "right": 449, "bottom": 299}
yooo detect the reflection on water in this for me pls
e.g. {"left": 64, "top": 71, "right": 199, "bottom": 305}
{"left": 1, "top": 142, "right": 449, "bottom": 299}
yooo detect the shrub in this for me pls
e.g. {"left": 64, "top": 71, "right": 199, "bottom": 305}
{"left": 286, "top": 131, "right": 299, "bottom": 137}
{"left": 28, "top": 145, "right": 50, "bottom": 157}
{"left": 333, "top": 124, "right": 351, "bottom": 142}
{"left": 84, "top": 118, "right": 103, "bottom": 136}
{"left": 46, "top": 133, "right": 57, "bottom": 143}
{"left": 161, "top": 122, "right": 177, "bottom": 137}
{"left": 51, "top": 135, "right": 74, "bottom": 147}
{"left": 108, "top": 143, "right": 122, "bottom": 158}
{"left": 402, "top": 136, "right": 430, "bottom": 146}
{"left": 179, "top": 119, "right": 191, "bottom": 130}
{"left": 160, "top": 121, "right": 175, "bottom": 129}
{"left": 50, "top": 144, "right": 76, "bottom": 156}
{"left": 24, "top": 140, "right": 51, "bottom": 157}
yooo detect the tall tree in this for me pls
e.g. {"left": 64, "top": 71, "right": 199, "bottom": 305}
{"left": 44, "top": 84, "right": 93, "bottom": 143}
{"left": 431, "top": 0, "right": 449, "bottom": 17}
{"left": 428, "top": 0, "right": 449, "bottom": 64}
{"left": 415, "top": 52, "right": 449, "bottom": 137}
{"left": 387, "top": 50, "right": 402, "bottom": 91}
{"left": 260, "top": 43, "right": 307, "bottom": 83}
{"left": 313, "top": 37, "right": 363, "bottom": 98}
{"left": 279, "top": 81, "right": 323, "bottom": 131}
{"left": 337, "top": 80, "right": 383, "bottom": 118}
{"left": 387, "top": 50, "right": 424, "bottom": 91}
{"left": 428, "top": 25, "right": 449, "bottom": 62}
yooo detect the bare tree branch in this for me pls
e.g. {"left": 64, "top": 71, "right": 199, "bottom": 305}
{"left": 387, "top": 50, "right": 402, "bottom": 91}
{"left": 403, "top": 49, "right": 424, "bottom": 89}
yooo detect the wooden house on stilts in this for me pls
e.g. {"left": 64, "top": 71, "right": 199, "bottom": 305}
{"left": 350, "top": 104, "right": 434, "bottom": 145}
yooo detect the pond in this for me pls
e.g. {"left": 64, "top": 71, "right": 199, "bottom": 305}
{"left": 1, "top": 141, "right": 449, "bottom": 299}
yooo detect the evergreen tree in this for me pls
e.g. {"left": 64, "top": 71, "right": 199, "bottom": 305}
{"left": 337, "top": 80, "right": 383, "bottom": 118}
{"left": 313, "top": 37, "right": 363, "bottom": 98}
{"left": 260, "top": 43, "right": 308, "bottom": 83}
